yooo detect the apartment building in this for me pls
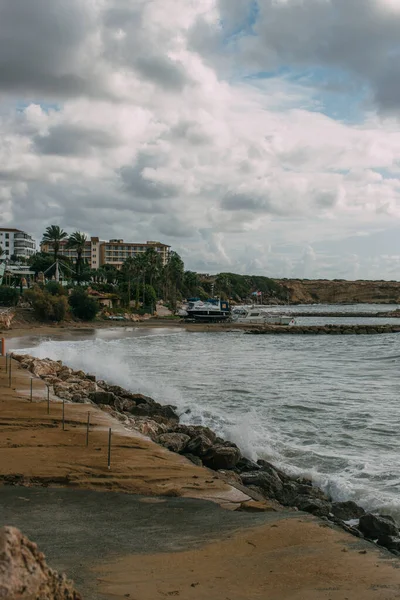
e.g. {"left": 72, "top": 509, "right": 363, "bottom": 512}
{"left": 0, "top": 228, "right": 37, "bottom": 259}
{"left": 41, "top": 237, "right": 170, "bottom": 269}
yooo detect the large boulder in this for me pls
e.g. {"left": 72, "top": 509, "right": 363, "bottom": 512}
{"left": 114, "top": 397, "right": 137, "bottom": 413}
{"left": 184, "top": 433, "right": 213, "bottom": 457}
{"left": 129, "top": 402, "right": 179, "bottom": 421}
{"left": 331, "top": 501, "right": 365, "bottom": 522}
{"left": 156, "top": 433, "right": 190, "bottom": 453}
{"left": 240, "top": 470, "right": 283, "bottom": 500}
{"left": 0, "top": 526, "right": 81, "bottom": 599}
{"left": 172, "top": 424, "right": 217, "bottom": 444}
{"left": 359, "top": 514, "right": 399, "bottom": 539}
{"left": 203, "top": 444, "right": 241, "bottom": 470}
{"left": 29, "top": 359, "right": 57, "bottom": 378}
{"left": 88, "top": 391, "right": 118, "bottom": 406}
{"left": 236, "top": 457, "right": 261, "bottom": 473}
{"left": 295, "top": 496, "right": 332, "bottom": 517}
{"left": 377, "top": 535, "right": 400, "bottom": 551}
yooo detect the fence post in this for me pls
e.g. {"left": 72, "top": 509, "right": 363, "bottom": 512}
{"left": 47, "top": 385, "right": 50, "bottom": 415}
{"left": 86, "top": 412, "right": 90, "bottom": 447}
{"left": 5, "top": 353, "right": 8, "bottom": 374}
{"left": 62, "top": 399, "right": 65, "bottom": 431}
{"left": 1, "top": 338, "right": 5, "bottom": 357}
{"left": 30, "top": 378, "right": 33, "bottom": 402}
{"left": 107, "top": 428, "right": 112, "bottom": 470}
{"left": 8, "top": 356, "right": 12, "bottom": 387}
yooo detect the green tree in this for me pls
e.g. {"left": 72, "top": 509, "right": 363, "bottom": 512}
{"left": 121, "top": 257, "right": 137, "bottom": 308}
{"left": 183, "top": 270, "right": 200, "bottom": 297}
{"left": 0, "top": 246, "right": 4, "bottom": 262}
{"left": 42, "top": 225, "right": 68, "bottom": 263}
{"left": 144, "top": 247, "right": 162, "bottom": 291}
{"left": 69, "top": 288, "right": 98, "bottom": 320}
{"left": 164, "top": 251, "right": 184, "bottom": 310}
{"left": 66, "top": 231, "right": 87, "bottom": 283}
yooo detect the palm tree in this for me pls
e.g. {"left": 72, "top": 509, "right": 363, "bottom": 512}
{"left": 0, "top": 246, "right": 4, "bottom": 262}
{"left": 134, "top": 253, "right": 148, "bottom": 307}
{"left": 164, "top": 251, "right": 184, "bottom": 310}
{"left": 66, "top": 231, "right": 87, "bottom": 283}
{"left": 122, "top": 257, "right": 137, "bottom": 308}
{"left": 42, "top": 225, "right": 68, "bottom": 263}
{"left": 144, "top": 247, "right": 162, "bottom": 291}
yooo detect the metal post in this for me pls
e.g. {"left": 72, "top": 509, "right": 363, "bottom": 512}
{"left": 62, "top": 399, "right": 65, "bottom": 431}
{"left": 86, "top": 412, "right": 90, "bottom": 447}
{"left": 47, "top": 386, "right": 50, "bottom": 415}
{"left": 5, "top": 353, "right": 8, "bottom": 374}
{"left": 30, "top": 378, "right": 33, "bottom": 402}
{"left": 107, "top": 428, "right": 112, "bottom": 470}
{"left": 8, "top": 356, "right": 11, "bottom": 387}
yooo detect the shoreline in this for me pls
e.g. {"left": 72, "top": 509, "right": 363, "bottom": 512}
{"left": 5, "top": 349, "right": 400, "bottom": 556}
{"left": 3, "top": 347, "right": 400, "bottom": 597}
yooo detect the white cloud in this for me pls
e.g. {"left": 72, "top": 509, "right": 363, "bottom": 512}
{"left": 1, "top": 0, "right": 400, "bottom": 278}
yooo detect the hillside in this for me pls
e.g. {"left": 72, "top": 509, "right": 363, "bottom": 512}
{"left": 276, "top": 279, "right": 400, "bottom": 305}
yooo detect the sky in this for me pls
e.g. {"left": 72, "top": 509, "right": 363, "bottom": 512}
{"left": 1, "top": 0, "right": 400, "bottom": 279}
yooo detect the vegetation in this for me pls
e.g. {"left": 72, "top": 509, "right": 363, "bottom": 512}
{"left": 0, "top": 286, "right": 19, "bottom": 306}
{"left": 69, "top": 288, "right": 98, "bottom": 321}
{"left": 24, "top": 287, "right": 68, "bottom": 322}
{"left": 66, "top": 231, "right": 88, "bottom": 283}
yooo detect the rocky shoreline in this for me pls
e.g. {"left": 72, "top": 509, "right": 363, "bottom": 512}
{"left": 247, "top": 324, "right": 400, "bottom": 335}
{"left": 10, "top": 352, "right": 400, "bottom": 556}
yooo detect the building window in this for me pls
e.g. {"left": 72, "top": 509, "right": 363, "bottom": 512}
{"left": 5, "top": 233, "right": 9, "bottom": 239}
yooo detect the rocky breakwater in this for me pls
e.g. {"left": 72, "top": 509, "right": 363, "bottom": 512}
{"left": 246, "top": 324, "right": 400, "bottom": 335}
{"left": 0, "top": 526, "right": 81, "bottom": 599}
{"left": 11, "top": 353, "right": 400, "bottom": 556}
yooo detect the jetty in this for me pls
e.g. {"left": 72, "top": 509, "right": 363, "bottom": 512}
{"left": 246, "top": 324, "right": 400, "bottom": 335}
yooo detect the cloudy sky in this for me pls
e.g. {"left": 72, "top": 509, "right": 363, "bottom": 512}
{"left": 2, "top": 0, "right": 400, "bottom": 278}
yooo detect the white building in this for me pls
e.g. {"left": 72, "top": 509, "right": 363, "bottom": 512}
{"left": 0, "top": 228, "right": 37, "bottom": 260}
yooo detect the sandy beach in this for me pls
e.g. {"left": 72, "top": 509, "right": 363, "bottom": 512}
{"left": 2, "top": 343, "right": 400, "bottom": 599}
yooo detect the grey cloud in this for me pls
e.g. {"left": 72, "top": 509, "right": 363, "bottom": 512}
{"left": 119, "top": 154, "right": 179, "bottom": 201}
{"left": 221, "top": 192, "right": 278, "bottom": 214}
{"left": 212, "top": 0, "right": 400, "bottom": 113}
{"left": 34, "top": 125, "right": 117, "bottom": 156}
{"left": 0, "top": 0, "right": 98, "bottom": 97}
{"left": 152, "top": 215, "right": 196, "bottom": 238}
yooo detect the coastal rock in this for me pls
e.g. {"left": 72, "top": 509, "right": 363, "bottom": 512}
{"left": 171, "top": 424, "right": 217, "bottom": 444}
{"left": 236, "top": 457, "right": 261, "bottom": 473}
{"left": 377, "top": 535, "right": 400, "bottom": 551}
{"left": 53, "top": 383, "right": 73, "bottom": 400}
{"left": 331, "top": 501, "right": 365, "bottom": 522}
{"left": 156, "top": 433, "right": 190, "bottom": 453}
{"left": 359, "top": 513, "right": 399, "bottom": 539}
{"left": 257, "top": 459, "right": 290, "bottom": 483}
{"left": 129, "top": 402, "right": 179, "bottom": 422}
{"left": 88, "top": 391, "right": 118, "bottom": 405}
{"left": 295, "top": 496, "right": 332, "bottom": 517}
{"left": 184, "top": 433, "right": 213, "bottom": 456}
{"left": 240, "top": 470, "right": 283, "bottom": 500}
{"left": 203, "top": 444, "right": 241, "bottom": 470}
{"left": 0, "top": 526, "right": 81, "bottom": 600}
{"left": 114, "top": 397, "right": 137, "bottom": 413}
{"left": 128, "top": 417, "right": 168, "bottom": 439}
{"left": 184, "top": 453, "right": 203, "bottom": 467}
{"left": 29, "top": 359, "right": 57, "bottom": 378}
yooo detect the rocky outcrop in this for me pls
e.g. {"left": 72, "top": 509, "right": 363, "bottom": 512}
{"left": 0, "top": 526, "right": 81, "bottom": 599}
{"left": 359, "top": 513, "right": 399, "bottom": 539}
{"left": 276, "top": 278, "right": 400, "bottom": 305}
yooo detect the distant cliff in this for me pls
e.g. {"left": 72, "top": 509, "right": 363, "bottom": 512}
{"left": 275, "top": 279, "right": 400, "bottom": 305}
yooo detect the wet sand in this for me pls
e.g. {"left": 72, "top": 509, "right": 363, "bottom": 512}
{"left": 2, "top": 348, "right": 400, "bottom": 599}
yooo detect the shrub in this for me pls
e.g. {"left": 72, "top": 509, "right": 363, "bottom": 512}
{"left": 69, "top": 288, "right": 98, "bottom": 321}
{"left": 24, "top": 287, "right": 68, "bottom": 322}
{"left": 0, "top": 286, "right": 19, "bottom": 306}
{"left": 45, "top": 281, "right": 68, "bottom": 296}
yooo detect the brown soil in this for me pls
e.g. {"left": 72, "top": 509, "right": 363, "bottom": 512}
{"left": 0, "top": 356, "right": 245, "bottom": 504}
{"left": 97, "top": 516, "right": 400, "bottom": 600}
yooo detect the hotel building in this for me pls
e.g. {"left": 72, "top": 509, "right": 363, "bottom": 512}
{"left": 41, "top": 237, "right": 170, "bottom": 269}
{"left": 0, "top": 228, "right": 37, "bottom": 260}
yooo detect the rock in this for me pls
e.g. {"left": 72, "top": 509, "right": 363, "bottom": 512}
{"left": 185, "top": 433, "right": 213, "bottom": 456}
{"left": 257, "top": 459, "right": 290, "bottom": 483}
{"left": 86, "top": 374, "right": 96, "bottom": 382}
{"left": 377, "top": 535, "right": 400, "bottom": 551}
{"left": 114, "top": 397, "right": 136, "bottom": 413}
{"left": 236, "top": 457, "right": 261, "bottom": 473}
{"left": 0, "top": 526, "right": 81, "bottom": 599}
{"left": 331, "top": 501, "right": 365, "bottom": 522}
{"left": 156, "top": 433, "right": 190, "bottom": 453}
{"left": 237, "top": 500, "right": 277, "bottom": 513}
{"left": 71, "top": 394, "right": 87, "bottom": 404}
{"left": 129, "top": 402, "right": 179, "bottom": 421}
{"left": 128, "top": 417, "right": 168, "bottom": 439}
{"left": 184, "top": 453, "right": 203, "bottom": 467}
{"left": 217, "top": 470, "right": 243, "bottom": 485}
{"left": 295, "top": 484, "right": 330, "bottom": 502}
{"left": 172, "top": 424, "right": 217, "bottom": 444}
{"left": 296, "top": 496, "right": 332, "bottom": 517}
{"left": 29, "top": 359, "right": 57, "bottom": 378}
{"left": 53, "top": 383, "right": 72, "bottom": 400}
{"left": 203, "top": 444, "right": 241, "bottom": 470}
{"left": 88, "top": 391, "right": 118, "bottom": 406}
{"left": 359, "top": 513, "right": 399, "bottom": 539}
{"left": 240, "top": 470, "right": 283, "bottom": 500}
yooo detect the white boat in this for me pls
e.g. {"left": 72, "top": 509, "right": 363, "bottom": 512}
{"left": 231, "top": 307, "right": 295, "bottom": 325}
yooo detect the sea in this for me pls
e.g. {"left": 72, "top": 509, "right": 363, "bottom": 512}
{"left": 13, "top": 303, "right": 400, "bottom": 518}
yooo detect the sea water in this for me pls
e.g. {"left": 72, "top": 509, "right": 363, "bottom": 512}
{"left": 15, "top": 305, "right": 400, "bottom": 518}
